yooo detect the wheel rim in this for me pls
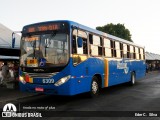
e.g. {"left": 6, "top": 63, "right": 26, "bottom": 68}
{"left": 92, "top": 81, "right": 98, "bottom": 94}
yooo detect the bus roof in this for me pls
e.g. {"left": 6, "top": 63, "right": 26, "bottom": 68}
{"left": 23, "top": 20, "right": 144, "bottom": 49}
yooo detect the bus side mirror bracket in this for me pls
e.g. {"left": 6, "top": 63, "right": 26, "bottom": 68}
{"left": 12, "top": 32, "right": 15, "bottom": 48}
{"left": 12, "top": 31, "right": 21, "bottom": 48}
{"left": 77, "top": 37, "right": 83, "bottom": 48}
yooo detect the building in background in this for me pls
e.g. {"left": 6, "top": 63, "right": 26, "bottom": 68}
{"left": 0, "top": 23, "right": 20, "bottom": 79}
{"left": 0, "top": 23, "right": 20, "bottom": 48}
{"left": 0, "top": 23, "right": 20, "bottom": 65}
{"left": 145, "top": 52, "right": 160, "bottom": 71}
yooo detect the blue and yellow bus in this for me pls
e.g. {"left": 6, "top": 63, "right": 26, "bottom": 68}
{"left": 13, "top": 20, "right": 146, "bottom": 96}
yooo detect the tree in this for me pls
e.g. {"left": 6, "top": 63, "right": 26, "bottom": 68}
{"left": 96, "top": 23, "right": 133, "bottom": 42}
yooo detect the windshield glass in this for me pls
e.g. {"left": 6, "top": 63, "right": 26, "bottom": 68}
{"left": 20, "top": 33, "right": 69, "bottom": 67}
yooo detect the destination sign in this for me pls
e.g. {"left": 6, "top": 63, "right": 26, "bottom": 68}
{"left": 22, "top": 22, "right": 68, "bottom": 33}
{"left": 27, "top": 24, "right": 60, "bottom": 33}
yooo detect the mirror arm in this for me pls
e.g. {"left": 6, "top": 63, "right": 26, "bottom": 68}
{"left": 12, "top": 31, "right": 21, "bottom": 48}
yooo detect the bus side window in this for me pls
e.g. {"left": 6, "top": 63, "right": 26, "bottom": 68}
{"left": 127, "top": 45, "right": 130, "bottom": 58}
{"left": 130, "top": 46, "right": 134, "bottom": 59}
{"left": 135, "top": 47, "right": 139, "bottom": 59}
{"left": 133, "top": 47, "right": 136, "bottom": 59}
{"left": 89, "top": 34, "right": 93, "bottom": 54}
{"left": 113, "top": 41, "right": 116, "bottom": 57}
{"left": 98, "top": 37, "right": 103, "bottom": 56}
{"left": 72, "top": 35, "right": 77, "bottom": 54}
{"left": 123, "top": 44, "right": 127, "bottom": 58}
{"left": 72, "top": 29, "right": 88, "bottom": 65}
{"left": 90, "top": 34, "right": 102, "bottom": 56}
{"left": 72, "top": 29, "right": 88, "bottom": 55}
{"left": 115, "top": 41, "right": 121, "bottom": 58}
{"left": 139, "top": 48, "right": 141, "bottom": 59}
{"left": 139, "top": 48, "right": 144, "bottom": 60}
{"left": 120, "top": 43, "right": 123, "bottom": 58}
{"left": 89, "top": 34, "right": 93, "bottom": 44}
{"left": 110, "top": 40, "right": 115, "bottom": 57}
{"left": 104, "top": 38, "right": 112, "bottom": 57}
{"left": 83, "top": 38, "right": 88, "bottom": 54}
{"left": 143, "top": 49, "right": 145, "bottom": 59}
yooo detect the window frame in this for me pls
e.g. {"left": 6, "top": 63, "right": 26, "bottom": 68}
{"left": 103, "top": 38, "right": 112, "bottom": 57}
{"left": 72, "top": 29, "right": 88, "bottom": 55}
{"left": 89, "top": 33, "right": 103, "bottom": 57}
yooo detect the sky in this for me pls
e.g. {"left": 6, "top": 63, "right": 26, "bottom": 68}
{"left": 0, "top": 0, "right": 160, "bottom": 54}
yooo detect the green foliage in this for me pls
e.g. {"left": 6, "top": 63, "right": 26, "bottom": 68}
{"left": 96, "top": 23, "right": 132, "bottom": 42}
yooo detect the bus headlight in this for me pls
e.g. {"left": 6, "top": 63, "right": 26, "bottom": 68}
{"left": 54, "top": 75, "right": 71, "bottom": 86}
{"left": 19, "top": 76, "right": 26, "bottom": 84}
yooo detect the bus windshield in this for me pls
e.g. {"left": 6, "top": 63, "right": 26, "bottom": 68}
{"left": 20, "top": 33, "right": 69, "bottom": 67}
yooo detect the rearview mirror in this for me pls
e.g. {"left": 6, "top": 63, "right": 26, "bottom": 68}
{"left": 77, "top": 37, "right": 83, "bottom": 48}
{"left": 12, "top": 32, "right": 15, "bottom": 48}
{"left": 12, "top": 31, "right": 21, "bottom": 48}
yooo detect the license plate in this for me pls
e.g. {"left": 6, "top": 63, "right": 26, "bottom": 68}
{"left": 35, "top": 87, "right": 44, "bottom": 92}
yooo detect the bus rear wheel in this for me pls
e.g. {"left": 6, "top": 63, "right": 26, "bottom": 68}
{"left": 89, "top": 76, "right": 100, "bottom": 97}
{"left": 129, "top": 72, "right": 136, "bottom": 85}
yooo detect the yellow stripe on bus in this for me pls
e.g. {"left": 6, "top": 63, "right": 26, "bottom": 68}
{"left": 104, "top": 59, "right": 109, "bottom": 87}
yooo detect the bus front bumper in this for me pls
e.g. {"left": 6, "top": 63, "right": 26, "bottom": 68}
{"left": 19, "top": 82, "right": 72, "bottom": 96}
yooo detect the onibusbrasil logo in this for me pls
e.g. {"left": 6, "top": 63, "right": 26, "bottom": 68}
{"left": 2, "top": 103, "right": 17, "bottom": 117}
{"left": 2, "top": 103, "right": 42, "bottom": 117}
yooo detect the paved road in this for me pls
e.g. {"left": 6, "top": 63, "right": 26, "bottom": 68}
{"left": 1, "top": 72, "right": 160, "bottom": 119}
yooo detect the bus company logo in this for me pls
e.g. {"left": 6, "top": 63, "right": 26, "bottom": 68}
{"left": 2, "top": 103, "right": 17, "bottom": 117}
{"left": 117, "top": 61, "right": 129, "bottom": 74}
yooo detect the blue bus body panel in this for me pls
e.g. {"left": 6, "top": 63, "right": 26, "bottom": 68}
{"left": 107, "top": 60, "right": 146, "bottom": 87}
{"left": 69, "top": 57, "right": 104, "bottom": 94}
{"left": 19, "top": 57, "right": 104, "bottom": 95}
{"left": 19, "top": 57, "right": 146, "bottom": 95}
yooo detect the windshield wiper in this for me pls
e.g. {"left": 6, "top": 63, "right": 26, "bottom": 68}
{"left": 44, "top": 31, "right": 57, "bottom": 57}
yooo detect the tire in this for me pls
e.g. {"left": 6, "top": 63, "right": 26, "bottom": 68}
{"left": 89, "top": 76, "right": 100, "bottom": 97}
{"left": 129, "top": 72, "right": 136, "bottom": 85}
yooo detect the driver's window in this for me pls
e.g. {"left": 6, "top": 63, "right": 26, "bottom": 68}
{"left": 72, "top": 29, "right": 87, "bottom": 54}
{"left": 72, "top": 29, "right": 88, "bottom": 65}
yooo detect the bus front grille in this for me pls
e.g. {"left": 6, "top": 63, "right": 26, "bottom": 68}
{"left": 27, "top": 72, "right": 58, "bottom": 78}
